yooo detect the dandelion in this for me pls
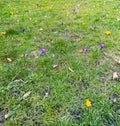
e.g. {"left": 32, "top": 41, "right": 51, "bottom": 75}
{"left": 100, "top": 43, "right": 105, "bottom": 49}
{"left": 86, "top": 99, "right": 92, "bottom": 107}
{"left": 10, "top": 11, "right": 14, "bottom": 15}
{"left": 84, "top": 13, "right": 88, "bottom": 16}
{"left": 82, "top": 22, "right": 85, "bottom": 25}
{"left": 105, "top": 31, "right": 111, "bottom": 35}
{"left": 23, "top": 5, "right": 26, "bottom": 8}
{"left": 1, "top": 32, "right": 6, "bottom": 35}
{"left": 8, "top": 4, "right": 11, "bottom": 8}
{"left": 20, "top": 54, "right": 24, "bottom": 58}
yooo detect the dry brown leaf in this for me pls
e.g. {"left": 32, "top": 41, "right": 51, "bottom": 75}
{"left": 114, "top": 59, "right": 120, "bottom": 64}
{"left": 76, "top": 37, "right": 81, "bottom": 42}
{"left": 104, "top": 52, "right": 120, "bottom": 64}
{"left": 31, "top": 50, "right": 39, "bottom": 58}
{"left": 7, "top": 58, "right": 12, "bottom": 62}
{"left": 53, "top": 64, "right": 59, "bottom": 69}
{"left": 5, "top": 114, "right": 9, "bottom": 119}
{"left": 78, "top": 48, "right": 83, "bottom": 53}
{"left": 112, "top": 72, "right": 118, "bottom": 80}
{"left": 14, "top": 79, "right": 24, "bottom": 83}
{"left": 46, "top": 40, "right": 54, "bottom": 45}
{"left": 52, "top": 53, "right": 55, "bottom": 58}
{"left": 117, "top": 18, "right": 120, "bottom": 22}
{"left": 23, "top": 91, "right": 31, "bottom": 99}
{"left": 68, "top": 67, "right": 74, "bottom": 72}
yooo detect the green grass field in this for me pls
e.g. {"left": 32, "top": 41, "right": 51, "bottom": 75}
{"left": 0, "top": 0, "right": 120, "bottom": 125}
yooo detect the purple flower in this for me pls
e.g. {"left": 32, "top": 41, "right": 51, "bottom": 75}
{"left": 61, "top": 22, "right": 64, "bottom": 25}
{"left": 38, "top": 48, "right": 46, "bottom": 57}
{"left": 93, "top": 25, "right": 97, "bottom": 29}
{"left": 51, "top": 28, "right": 55, "bottom": 32}
{"left": 24, "top": 51, "right": 28, "bottom": 56}
{"left": 100, "top": 43, "right": 105, "bottom": 49}
{"left": 36, "top": 4, "right": 39, "bottom": 7}
{"left": 73, "top": 9, "right": 76, "bottom": 14}
{"left": 83, "top": 47, "right": 88, "bottom": 52}
{"left": 21, "top": 29, "right": 25, "bottom": 33}
{"left": 41, "top": 48, "right": 46, "bottom": 53}
{"left": 102, "top": 14, "right": 106, "bottom": 17}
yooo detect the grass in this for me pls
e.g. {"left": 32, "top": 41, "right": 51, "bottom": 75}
{"left": 0, "top": 0, "right": 120, "bottom": 125}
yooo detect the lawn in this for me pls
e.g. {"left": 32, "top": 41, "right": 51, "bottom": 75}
{"left": 0, "top": 0, "right": 120, "bottom": 125}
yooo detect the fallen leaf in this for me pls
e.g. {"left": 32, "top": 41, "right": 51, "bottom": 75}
{"left": 76, "top": 37, "right": 81, "bottom": 42}
{"left": 46, "top": 40, "right": 54, "bottom": 45}
{"left": 117, "top": 18, "right": 120, "bottom": 22}
{"left": 31, "top": 50, "right": 39, "bottom": 58}
{"left": 114, "top": 59, "right": 120, "bottom": 64}
{"left": 17, "top": 43, "right": 22, "bottom": 46}
{"left": 68, "top": 67, "right": 74, "bottom": 72}
{"left": 39, "top": 28, "right": 43, "bottom": 31}
{"left": 23, "top": 91, "right": 31, "bottom": 99}
{"left": 112, "top": 72, "right": 118, "bottom": 80}
{"left": 7, "top": 58, "right": 12, "bottom": 62}
{"left": 52, "top": 53, "right": 55, "bottom": 58}
{"left": 53, "top": 64, "right": 59, "bottom": 69}
{"left": 5, "top": 111, "right": 15, "bottom": 119}
{"left": 104, "top": 52, "right": 120, "bottom": 64}
{"left": 14, "top": 79, "right": 24, "bottom": 83}
{"left": 45, "top": 92, "right": 49, "bottom": 97}
{"left": 78, "top": 48, "right": 83, "bottom": 53}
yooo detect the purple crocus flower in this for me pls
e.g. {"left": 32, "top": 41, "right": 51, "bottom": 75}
{"left": 21, "top": 29, "right": 25, "bottom": 33}
{"left": 41, "top": 48, "right": 46, "bottom": 53}
{"left": 51, "top": 28, "right": 55, "bottom": 32}
{"left": 38, "top": 48, "right": 46, "bottom": 56}
{"left": 102, "top": 14, "right": 106, "bottom": 17}
{"left": 100, "top": 43, "right": 105, "bottom": 49}
{"left": 73, "top": 9, "right": 76, "bottom": 14}
{"left": 93, "top": 25, "right": 97, "bottom": 29}
{"left": 83, "top": 47, "right": 88, "bottom": 52}
{"left": 24, "top": 51, "right": 28, "bottom": 56}
{"left": 61, "top": 22, "right": 64, "bottom": 25}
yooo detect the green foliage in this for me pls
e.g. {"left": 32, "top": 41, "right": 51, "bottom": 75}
{"left": 0, "top": 0, "right": 120, "bottom": 125}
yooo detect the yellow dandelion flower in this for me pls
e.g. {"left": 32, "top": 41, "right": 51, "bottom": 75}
{"left": 19, "top": 54, "right": 24, "bottom": 58}
{"left": 86, "top": 99, "right": 92, "bottom": 107}
{"left": 84, "top": 13, "right": 88, "bottom": 16}
{"left": 82, "top": 22, "right": 85, "bottom": 25}
{"left": 1, "top": 32, "right": 6, "bottom": 35}
{"left": 23, "top": 5, "right": 26, "bottom": 8}
{"left": 105, "top": 31, "right": 111, "bottom": 35}
{"left": 8, "top": 4, "right": 11, "bottom": 8}
{"left": 10, "top": 11, "right": 14, "bottom": 15}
